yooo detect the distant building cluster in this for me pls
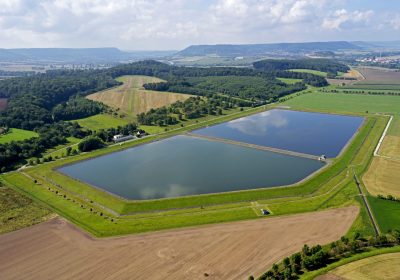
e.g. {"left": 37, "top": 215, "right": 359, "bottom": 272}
{"left": 356, "top": 56, "right": 400, "bottom": 64}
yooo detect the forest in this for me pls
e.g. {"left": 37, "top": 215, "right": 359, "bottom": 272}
{"left": 253, "top": 58, "right": 350, "bottom": 74}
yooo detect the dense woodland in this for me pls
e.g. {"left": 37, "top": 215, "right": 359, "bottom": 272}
{"left": 253, "top": 58, "right": 350, "bottom": 75}
{"left": 0, "top": 59, "right": 343, "bottom": 171}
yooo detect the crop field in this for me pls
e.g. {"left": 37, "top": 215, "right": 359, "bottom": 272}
{"left": 309, "top": 247, "right": 400, "bottom": 280}
{"left": 356, "top": 67, "right": 400, "bottom": 83}
{"left": 368, "top": 196, "right": 400, "bottom": 233}
{"left": 0, "top": 207, "right": 358, "bottom": 280}
{"left": 0, "top": 98, "right": 7, "bottom": 111}
{"left": 0, "top": 128, "right": 39, "bottom": 144}
{"left": 342, "top": 67, "right": 400, "bottom": 90}
{"left": 87, "top": 75, "right": 191, "bottom": 119}
{"left": 73, "top": 114, "right": 130, "bottom": 131}
{"left": 324, "top": 252, "right": 400, "bottom": 280}
{"left": 363, "top": 157, "right": 400, "bottom": 198}
{"left": 363, "top": 118, "right": 400, "bottom": 198}
{"left": 0, "top": 184, "right": 51, "bottom": 234}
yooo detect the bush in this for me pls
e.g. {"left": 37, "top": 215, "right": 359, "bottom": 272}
{"left": 78, "top": 136, "right": 105, "bottom": 152}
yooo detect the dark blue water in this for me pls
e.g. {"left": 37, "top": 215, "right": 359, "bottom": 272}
{"left": 58, "top": 135, "right": 324, "bottom": 200}
{"left": 193, "top": 109, "right": 364, "bottom": 157}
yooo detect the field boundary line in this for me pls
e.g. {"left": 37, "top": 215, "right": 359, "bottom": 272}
{"left": 374, "top": 114, "right": 393, "bottom": 157}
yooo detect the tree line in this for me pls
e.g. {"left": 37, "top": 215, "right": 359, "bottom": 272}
{"left": 137, "top": 95, "right": 253, "bottom": 126}
{"left": 255, "top": 231, "right": 400, "bottom": 280}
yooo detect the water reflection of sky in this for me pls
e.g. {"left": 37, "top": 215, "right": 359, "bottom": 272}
{"left": 227, "top": 110, "right": 288, "bottom": 136}
{"left": 58, "top": 135, "right": 324, "bottom": 200}
{"left": 193, "top": 109, "right": 364, "bottom": 157}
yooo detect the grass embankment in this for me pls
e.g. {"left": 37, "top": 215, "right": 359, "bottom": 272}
{"left": 0, "top": 128, "right": 38, "bottom": 144}
{"left": 0, "top": 184, "right": 51, "bottom": 234}
{"left": 301, "top": 246, "right": 400, "bottom": 280}
{"left": 1, "top": 108, "right": 386, "bottom": 236}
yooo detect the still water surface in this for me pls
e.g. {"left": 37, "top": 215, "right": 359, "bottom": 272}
{"left": 59, "top": 135, "right": 325, "bottom": 200}
{"left": 193, "top": 109, "right": 364, "bottom": 157}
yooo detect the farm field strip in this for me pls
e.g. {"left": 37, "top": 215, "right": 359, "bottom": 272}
{"left": 86, "top": 75, "right": 191, "bottom": 118}
{"left": 321, "top": 252, "right": 400, "bottom": 280}
{"left": 0, "top": 207, "right": 359, "bottom": 280}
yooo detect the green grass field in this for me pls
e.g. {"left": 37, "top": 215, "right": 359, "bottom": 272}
{"left": 0, "top": 128, "right": 38, "bottom": 144}
{"left": 368, "top": 196, "right": 400, "bottom": 233}
{"left": 72, "top": 114, "right": 130, "bottom": 131}
{"left": 289, "top": 69, "right": 328, "bottom": 77}
{"left": 0, "top": 184, "right": 51, "bottom": 234}
{"left": 277, "top": 77, "right": 303, "bottom": 84}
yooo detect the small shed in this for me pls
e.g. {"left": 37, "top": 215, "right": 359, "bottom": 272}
{"left": 260, "top": 209, "right": 270, "bottom": 216}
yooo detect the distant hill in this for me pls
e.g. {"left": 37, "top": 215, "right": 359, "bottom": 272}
{"left": 175, "top": 41, "right": 361, "bottom": 57}
{"left": 0, "top": 48, "right": 177, "bottom": 63}
{"left": 351, "top": 41, "right": 400, "bottom": 50}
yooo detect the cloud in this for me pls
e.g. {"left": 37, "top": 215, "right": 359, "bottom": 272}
{"left": 389, "top": 14, "right": 400, "bottom": 30}
{"left": 322, "top": 9, "right": 374, "bottom": 30}
{"left": 0, "top": 0, "right": 398, "bottom": 49}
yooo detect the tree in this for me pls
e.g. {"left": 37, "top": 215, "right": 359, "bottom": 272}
{"left": 78, "top": 136, "right": 104, "bottom": 152}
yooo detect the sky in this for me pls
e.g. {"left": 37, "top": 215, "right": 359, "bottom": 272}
{"left": 1, "top": 0, "right": 400, "bottom": 50}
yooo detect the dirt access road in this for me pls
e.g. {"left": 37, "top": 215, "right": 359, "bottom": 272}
{"left": 0, "top": 207, "right": 358, "bottom": 280}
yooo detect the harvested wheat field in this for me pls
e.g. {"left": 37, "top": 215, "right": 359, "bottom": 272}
{"left": 0, "top": 207, "right": 358, "bottom": 280}
{"left": 343, "top": 69, "right": 363, "bottom": 80}
{"left": 318, "top": 253, "right": 400, "bottom": 280}
{"left": 87, "top": 75, "right": 191, "bottom": 117}
{"left": 380, "top": 135, "right": 400, "bottom": 160}
{"left": 364, "top": 157, "right": 400, "bottom": 198}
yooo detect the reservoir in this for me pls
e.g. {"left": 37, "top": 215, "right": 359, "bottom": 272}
{"left": 58, "top": 135, "right": 325, "bottom": 200}
{"left": 193, "top": 109, "right": 364, "bottom": 158}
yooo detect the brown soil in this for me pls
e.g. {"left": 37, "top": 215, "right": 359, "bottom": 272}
{"left": 0, "top": 207, "right": 358, "bottom": 280}
{"left": 355, "top": 67, "right": 400, "bottom": 83}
